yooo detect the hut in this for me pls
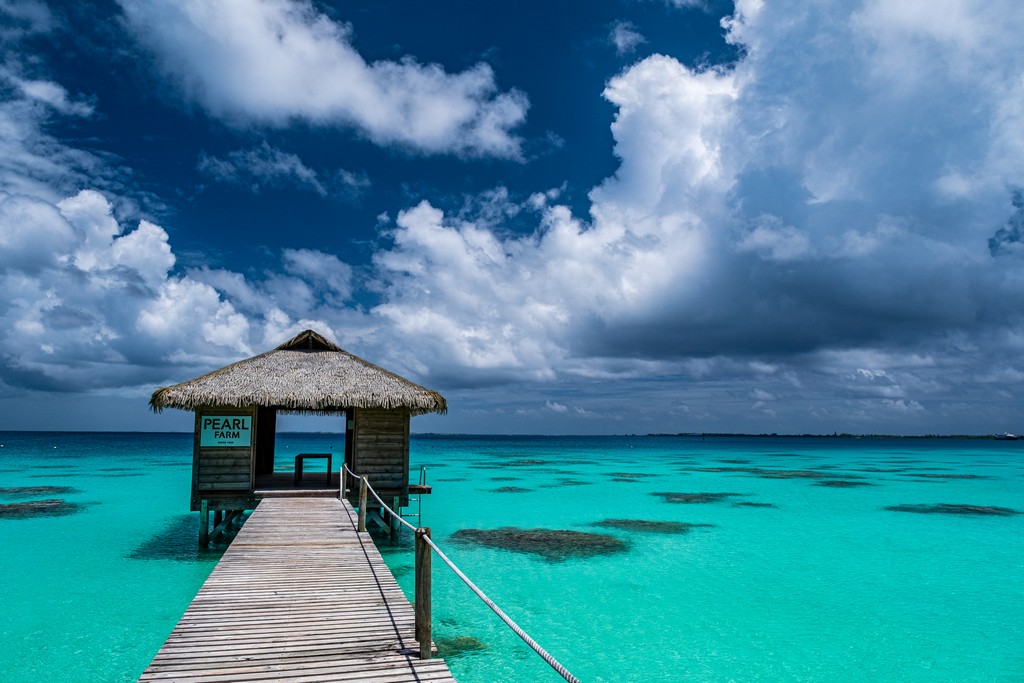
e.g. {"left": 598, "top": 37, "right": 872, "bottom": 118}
{"left": 150, "top": 329, "right": 446, "bottom": 543}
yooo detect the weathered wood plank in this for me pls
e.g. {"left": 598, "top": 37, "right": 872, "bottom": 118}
{"left": 198, "top": 471, "right": 252, "bottom": 481}
{"left": 199, "top": 457, "right": 251, "bottom": 466}
{"left": 139, "top": 497, "right": 455, "bottom": 683}
{"left": 197, "top": 482, "right": 251, "bottom": 491}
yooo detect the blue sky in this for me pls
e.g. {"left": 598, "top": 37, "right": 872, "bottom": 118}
{"left": 2, "top": 0, "right": 1024, "bottom": 435}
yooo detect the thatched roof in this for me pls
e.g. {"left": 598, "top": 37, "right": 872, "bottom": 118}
{"left": 150, "top": 329, "right": 447, "bottom": 415}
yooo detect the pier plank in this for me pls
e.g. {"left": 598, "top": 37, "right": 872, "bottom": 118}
{"left": 139, "top": 497, "right": 455, "bottom": 683}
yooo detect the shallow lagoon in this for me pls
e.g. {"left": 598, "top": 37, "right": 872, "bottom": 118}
{"left": 1, "top": 432, "right": 1022, "bottom": 682}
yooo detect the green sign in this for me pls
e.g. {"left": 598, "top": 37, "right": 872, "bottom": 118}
{"left": 200, "top": 415, "right": 252, "bottom": 447}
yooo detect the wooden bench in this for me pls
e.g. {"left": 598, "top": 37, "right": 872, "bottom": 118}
{"left": 294, "top": 453, "right": 332, "bottom": 486}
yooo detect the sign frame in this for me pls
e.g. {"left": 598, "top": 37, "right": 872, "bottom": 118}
{"left": 199, "top": 414, "right": 253, "bottom": 447}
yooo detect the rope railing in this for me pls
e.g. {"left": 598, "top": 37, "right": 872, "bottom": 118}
{"left": 341, "top": 463, "right": 416, "bottom": 535}
{"left": 420, "top": 532, "right": 582, "bottom": 683}
{"left": 367, "top": 480, "right": 417, "bottom": 532}
{"left": 339, "top": 462, "right": 581, "bottom": 683}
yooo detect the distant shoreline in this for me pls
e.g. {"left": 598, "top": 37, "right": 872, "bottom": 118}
{"left": 642, "top": 432, "right": 1020, "bottom": 440}
{"left": 0, "top": 430, "right": 1018, "bottom": 440}
{"left": 413, "top": 432, "right": 1018, "bottom": 440}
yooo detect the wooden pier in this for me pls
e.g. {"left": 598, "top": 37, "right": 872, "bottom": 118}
{"left": 139, "top": 497, "right": 456, "bottom": 682}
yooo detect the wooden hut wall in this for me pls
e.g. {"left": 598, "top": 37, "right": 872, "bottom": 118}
{"left": 351, "top": 407, "right": 410, "bottom": 502}
{"left": 191, "top": 406, "right": 257, "bottom": 511}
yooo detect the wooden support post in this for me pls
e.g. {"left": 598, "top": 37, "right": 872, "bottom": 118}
{"left": 358, "top": 476, "right": 368, "bottom": 533}
{"left": 209, "top": 510, "right": 241, "bottom": 542}
{"left": 390, "top": 496, "right": 401, "bottom": 544}
{"left": 367, "top": 510, "right": 389, "bottom": 533}
{"left": 213, "top": 509, "right": 223, "bottom": 528}
{"left": 199, "top": 500, "right": 209, "bottom": 547}
{"left": 415, "top": 527, "right": 432, "bottom": 660}
{"left": 340, "top": 466, "right": 347, "bottom": 501}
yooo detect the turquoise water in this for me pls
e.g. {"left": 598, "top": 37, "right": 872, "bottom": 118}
{"left": 1, "top": 433, "right": 1022, "bottom": 682}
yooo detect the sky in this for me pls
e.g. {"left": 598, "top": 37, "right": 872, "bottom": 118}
{"left": 2, "top": 0, "right": 1024, "bottom": 435}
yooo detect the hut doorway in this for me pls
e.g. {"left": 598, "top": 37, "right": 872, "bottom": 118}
{"left": 251, "top": 409, "right": 352, "bottom": 492}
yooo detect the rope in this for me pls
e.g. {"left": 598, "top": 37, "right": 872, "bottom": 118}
{"left": 367, "top": 482, "right": 418, "bottom": 533}
{"left": 343, "top": 462, "right": 582, "bottom": 683}
{"left": 343, "top": 463, "right": 417, "bottom": 533}
{"left": 422, "top": 534, "right": 581, "bottom": 683}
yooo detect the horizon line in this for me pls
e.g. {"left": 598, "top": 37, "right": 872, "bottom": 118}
{"left": 0, "top": 429, "right": 1018, "bottom": 440}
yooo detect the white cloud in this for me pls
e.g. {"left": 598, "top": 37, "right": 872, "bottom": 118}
{"left": 545, "top": 401, "right": 569, "bottom": 414}
{"left": 735, "top": 215, "right": 813, "bottom": 261}
{"left": 371, "top": 200, "right": 562, "bottom": 379}
{"left": 366, "top": 186, "right": 711, "bottom": 382}
{"left": 137, "top": 277, "right": 245, "bottom": 349}
{"left": 0, "top": 191, "right": 75, "bottom": 272}
{"left": 880, "top": 399, "right": 924, "bottom": 413}
{"left": 117, "top": 0, "right": 528, "bottom": 158}
{"left": 661, "top": 0, "right": 708, "bottom": 8}
{"left": 406, "top": 56, "right": 734, "bottom": 361}
{"left": 0, "top": 190, "right": 218, "bottom": 383}
{"left": 282, "top": 248, "right": 353, "bottom": 302}
{"left": 0, "top": 186, "right": 362, "bottom": 391}
{"left": 0, "top": 0, "right": 54, "bottom": 36}
{"left": 185, "top": 250, "right": 353, "bottom": 331}
{"left": 198, "top": 144, "right": 322, "bottom": 193}
{"left": 609, "top": 21, "right": 647, "bottom": 55}
{"left": 110, "top": 220, "right": 176, "bottom": 287}
{"left": 725, "top": 0, "right": 1024, "bottom": 231}
{"left": 0, "top": 76, "right": 105, "bottom": 201}
{"left": 597, "top": 55, "right": 737, "bottom": 210}
{"left": 0, "top": 53, "right": 354, "bottom": 395}
{"left": 9, "top": 74, "right": 93, "bottom": 117}
{"left": 58, "top": 190, "right": 175, "bottom": 285}
{"left": 197, "top": 141, "right": 368, "bottom": 198}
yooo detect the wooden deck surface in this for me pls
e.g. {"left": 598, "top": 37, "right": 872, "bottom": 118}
{"left": 139, "top": 497, "right": 456, "bottom": 682}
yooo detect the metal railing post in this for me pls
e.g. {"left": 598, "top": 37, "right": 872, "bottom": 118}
{"left": 415, "top": 527, "right": 432, "bottom": 660}
{"left": 358, "top": 476, "right": 368, "bottom": 532}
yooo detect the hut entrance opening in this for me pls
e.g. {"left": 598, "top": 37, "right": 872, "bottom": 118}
{"left": 249, "top": 409, "right": 350, "bottom": 492}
